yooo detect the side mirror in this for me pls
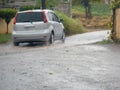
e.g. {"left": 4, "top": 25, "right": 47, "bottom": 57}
{"left": 59, "top": 18, "right": 64, "bottom": 22}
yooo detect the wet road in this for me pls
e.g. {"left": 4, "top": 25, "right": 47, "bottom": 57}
{"left": 1, "top": 30, "right": 120, "bottom": 90}
{"left": 0, "top": 30, "right": 110, "bottom": 55}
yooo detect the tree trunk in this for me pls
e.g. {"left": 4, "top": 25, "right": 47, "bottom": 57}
{"left": 85, "top": 7, "right": 88, "bottom": 18}
{"left": 41, "top": 0, "right": 46, "bottom": 9}
{"left": 6, "top": 23, "right": 8, "bottom": 34}
{"left": 88, "top": 5, "right": 92, "bottom": 18}
{"left": 111, "top": 9, "right": 114, "bottom": 39}
{"left": 85, "top": 6, "right": 92, "bottom": 19}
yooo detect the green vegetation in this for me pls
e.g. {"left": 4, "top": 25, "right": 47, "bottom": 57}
{"left": 0, "top": 9, "right": 17, "bottom": 34}
{"left": 111, "top": 0, "right": 120, "bottom": 9}
{"left": 91, "top": 3, "right": 111, "bottom": 16}
{"left": 20, "top": 5, "right": 40, "bottom": 11}
{"left": 56, "top": 12, "right": 85, "bottom": 36}
{"left": 0, "top": 34, "right": 11, "bottom": 43}
{"left": 97, "top": 39, "right": 114, "bottom": 44}
{"left": 97, "top": 38, "right": 120, "bottom": 44}
{"left": 73, "top": 3, "right": 111, "bottom": 16}
{"left": 72, "top": 3, "right": 111, "bottom": 29}
{"left": 20, "top": 0, "right": 59, "bottom": 11}
{"left": 72, "top": 6, "right": 85, "bottom": 14}
{"left": 72, "top": 0, "right": 109, "bottom": 5}
{"left": 37, "top": 0, "right": 58, "bottom": 8}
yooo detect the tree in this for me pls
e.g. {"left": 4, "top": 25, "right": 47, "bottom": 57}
{"left": 1, "top": 0, "right": 9, "bottom": 6}
{"left": 0, "top": 9, "right": 16, "bottom": 34}
{"left": 1, "top": 0, "right": 6, "bottom": 5}
{"left": 41, "top": 0, "right": 46, "bottom": 9}
{"left": 80, "top": 0, "right": 92, "bottom": 19}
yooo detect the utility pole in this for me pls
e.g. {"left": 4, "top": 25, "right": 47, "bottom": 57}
{"left": 41, "top": 0, "right": 46, "bottom": 9}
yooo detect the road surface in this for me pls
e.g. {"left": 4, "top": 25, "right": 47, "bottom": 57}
{"left": 1, "top": 30, "right": 120, "bottom": 90}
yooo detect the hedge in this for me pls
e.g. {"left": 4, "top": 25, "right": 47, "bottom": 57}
{"left": 0, "top": 8, "right": 17, "bottom": 34}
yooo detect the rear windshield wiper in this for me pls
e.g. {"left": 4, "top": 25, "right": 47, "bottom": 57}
{"left": 23, "top": 20, "right": 31, "bottom": 22}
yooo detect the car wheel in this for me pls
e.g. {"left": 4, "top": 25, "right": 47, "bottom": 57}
{"left": 61, "top": 31, "right": 65, "bottom": 43}
{"left": 13, "top": 42, "right": 19, "bottom": 46}
{"left": 45, "top": 33, "right": 54, "bottom": 46}
{"left": 49, "top": 33, "right": 54, "bottom": 44}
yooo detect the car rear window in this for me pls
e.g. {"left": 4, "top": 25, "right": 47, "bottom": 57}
{"left": 16, "top": 12, "right": 43, "bottom": 22}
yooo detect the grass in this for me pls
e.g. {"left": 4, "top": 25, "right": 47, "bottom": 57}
{"left": 97, "top": 39, "right": 120, "bottom": 44}
{"left": 97, "top": 39, "right": 114, "bottom": 44}
{"left": 72, "top": 3, "right": 112, "bottom": 16}
{"left": 91, "top": 3, "right": 111, "bottom": 16}
{"left": 72, "top": 6, "right": 85, "bottom": 14}
{"left": 0, "top": 34, "right": 11, "bottom": 43}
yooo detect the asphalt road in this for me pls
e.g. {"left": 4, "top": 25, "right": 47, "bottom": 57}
{"left": 1, "top": 30, "right": 120, "bottom": 90}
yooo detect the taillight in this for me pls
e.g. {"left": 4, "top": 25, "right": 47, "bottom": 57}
{"left": 42, "top": 11, "right": 48, "bottom": 23}
{"left": 13, "top": 19, "right": 16, "bottom": 25}
{"left": 14, "top": 13, "right": 18, "bottom": 25}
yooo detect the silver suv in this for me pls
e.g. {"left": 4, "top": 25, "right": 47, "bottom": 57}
{"left": 12, "top": 9, "right": 65, "bottom": 46}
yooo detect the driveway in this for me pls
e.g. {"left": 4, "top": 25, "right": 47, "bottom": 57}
{"left": 1, "top": 30, "right": 120, "bottom": 90}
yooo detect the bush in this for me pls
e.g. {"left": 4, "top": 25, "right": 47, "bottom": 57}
{"left": 37, "top": 0, "right": 58, "bottom": 8}
{"left": 111, "top": 1, "right": 120, "bottom": 9}
{"left": 0, "top": 8, "right": 16, "bottom": 20}
{"left": 56, "top": 12, "right": 85, "bottom": 35}
{"left": 0, "top": 8, "right": 17, "bottom": 34}
{"left": 20, "top": 5, "right": 40, "bottom": 11}
{"left": 20, "top": 0, "right": 59, "bottom": 11}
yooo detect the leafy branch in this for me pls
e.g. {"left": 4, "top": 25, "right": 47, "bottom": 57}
{"left": 111, "top": 1, "right": 120, "bottom": 9}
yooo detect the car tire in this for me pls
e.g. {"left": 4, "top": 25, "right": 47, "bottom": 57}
{"left": 49, "top": 33, "right": 54, "bottom": 44}
{"left": 45, "top": 33, "right": 54, "bottom": 46}
{"left": 61, "top": 31, "right": 65, "bottom": 43}
{"left": 13, "top": 42, "right": 19, "bottom": 46}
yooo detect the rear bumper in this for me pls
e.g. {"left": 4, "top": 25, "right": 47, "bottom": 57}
{"left": 12, "top": 31, "right": 50, "bottom": 43}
